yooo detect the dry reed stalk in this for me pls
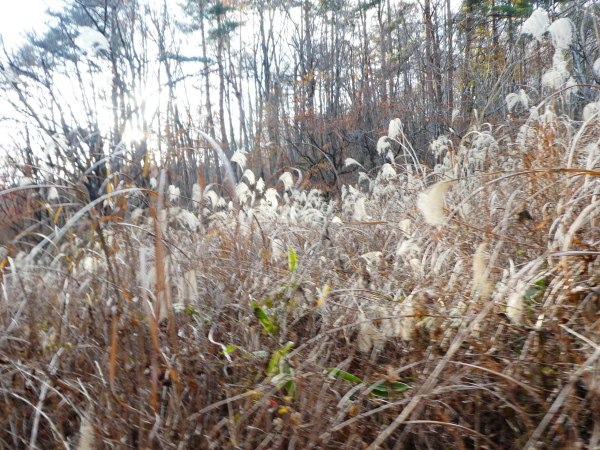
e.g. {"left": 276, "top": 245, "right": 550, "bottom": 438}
{"left": 523, "top": 333, "right": 600, "bottom": 449}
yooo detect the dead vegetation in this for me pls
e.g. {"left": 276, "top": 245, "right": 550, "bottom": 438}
{"left": 1, "top": 105, "right": 600, "bottom": 450}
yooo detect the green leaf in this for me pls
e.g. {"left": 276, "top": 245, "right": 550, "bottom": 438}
{"left": 288, "top": 247, "right": 297, "bottom": 272}
{"left": 326, "top": 368, "right": 364, "bottom": 384}
{"left": 251, "top": 301, "right": 277, "bottom": 334}
{"left": 387, "top": 381, "right": 411, "bottom": 393}
{"left": 222, "top": 345, "right": 238, "bottom": 355}
{"left": 284, "top": 379, "right": 296, "bottom": 397}
{"left": 267, "top": 341, "right": 294, "bottom": 375}
{"left": 368, "top": 381, "right": 410, "bottom": 398}
{"left": 370, "top": 387, "right": 391, "bottom": 397}
{"left": 327, "top": 368, "right": 410, "bottom": 398}
{"left": 282, "top": 362, "right": 296, "bottom": 397}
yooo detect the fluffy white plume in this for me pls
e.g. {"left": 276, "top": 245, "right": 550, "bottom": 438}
{"left": 540, "top": 105, "right": 557, "bottom": 124}
{"left": 256, "top": 177, "right": 265, "bottom": 192}
{"left": 205, "top": 190, "right": 220, "bottom": 209}
{"left": 542, "top": 52, "right": 569, "bottom": 89}
{"left": 409, "top": 258, "right": 423, "bottom": 278}
{"left": 506, "top": 93, "right": 520, "bottom": 112}
{"left": 417, "top": 181, "right": 452, "bottom": 226}
{"left": 548, "top": 18, "right": 573, "bottom": 50}
{"left": 168, "top": 185, "right": 180, "bottom": 202}
{"left": 192, "top": 184, "right": 201, "bottom": 204}
{"left": 131, "top": 208, "right": 144, "bottom": 222}
{"left": 354, "top": 197, "right": 369, "bottom": 222}
{"left": 472, "top": 243, "right": 492, "bottom": 297}
{"left": 77, "top": 417, "right": 95, "bottom": 450}
{"left": 388, "top": 118, "right": 403, "bottom": 140}
{"left": 242, "top": 169, "right": 255, "bottom": 186}
{"left": 358, "top": 172, "right": 370, "bottom": 186}
{"left": 82, "top": 256, "right": 98, "bottom": 272}
{"left": 520, "top": 89, "right": 530, "bottom": 109}
{"left": 506, "top": 280, "right": 527, "bottom": 325}
{"left": 235, "top": 182, "right": 251, "bottom": 204}
{"left": 377, "top": 136, "right": 390, "bottom": 155}
{"left": 379, "top": 163, "right": 396, "bottom": 180}
{"left": 396, "top": 239, "right": 420, "bottom": 260}
{"left": 399, "top": 218, "right": 412, "bottom": 235}
{"left": 451, "top": 108, "right": 460, "bottom": 123}
{"left": 264, "top": 188, "right": 279, "bottom": 207}
{"left": 430, "top": 135, "right": 450, "bottom": 157}
{"left": 520, "top": 9, "right": 549, "bottom": 42}
{"left": 47, "top": 187, "right": 59, "bottom": 201}
{"left": 361, "top": 251, "right": 383, "bottom": 267}
{"left": 594, "top": 58, "right": 600, "bottom": 77}
{"left": 176, "top": 209, "right": 200, "bottom": 231}
{"left": 506, "top": 90, "right": 530, "bottom": 112}
{"left": 345, "top": 158, "right": 363, "bottom": 169}
{"left": 231, "top": 151, "right": 248, "bottom": 170}
{"left": 583, "top": 102, "right": 600, "bottom": 121}
{"left": 279, "top": 172, "right": 294, "bottom": 191}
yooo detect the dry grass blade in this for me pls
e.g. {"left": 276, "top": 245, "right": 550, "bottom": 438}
{"left": 522, "top": 340, "right": 600, "bottom": 449}
{"left": 367, "top": 288, "right": 500, "bottom": 449}
{"left": 402, "top": 420, "right": 501, "bottom": 450}
{"left": 449, "top": 361, "right": 543, "bottom": 398}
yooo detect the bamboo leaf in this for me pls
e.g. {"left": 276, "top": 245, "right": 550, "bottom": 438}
{"left": 288, "top": 246, "right": 297, "bottom": 272}
{"left": 267, "top": 341, "right": 294, "bottom": 375}
{"left": 326, "top": 368, "right": 364, "bottom": 384}
{"left": 251, "top": 301, "right": 277, "bottom": 334}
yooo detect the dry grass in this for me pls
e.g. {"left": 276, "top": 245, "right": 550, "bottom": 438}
{"left": 2, "top": 108, "right": 600, "bottom": 449}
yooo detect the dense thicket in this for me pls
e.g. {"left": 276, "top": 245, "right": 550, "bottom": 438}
{"left": 1, "top": 1, "right": 600, "bottom": 449}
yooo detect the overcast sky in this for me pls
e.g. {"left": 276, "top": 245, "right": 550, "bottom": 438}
{"left": 0, "top": 0, "right": 63, "bottom": 50}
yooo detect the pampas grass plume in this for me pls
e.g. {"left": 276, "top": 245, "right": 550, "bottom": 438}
{"left": 377, "top": 136, "right": 390, "bottom": 155}
{"left": 345, "top": 157, "right": 363, "bottom": 169}
{"left": 399, "top": 218, "right": 412, "bottom": 235}
{"left": 231, "top": 150, "right": 248, "bottom": 170}
{"left": 388, "top": 118, "right": 403, "bottom": 140}
{"left": 279, "top": 172, "right": 293, "bottom": 191}
{"left": 472, "top": 243, "right": 492, "bottom": 297}
{"left": 192, "top": 183, "right": 201, "bottom": 204}
{"left": 357, "top": 312, "right": 385, "bottom": 354}
{"left": 77, "top": 418, "right": 95, "bottom": 450}
{"left": 506, "top": 280, "right": 526, "bottom": 325}
{"left": 47, "top": 186, "right": 59, "bottom": 201}
{"left": 168, "top": 185, "right": 180, "bottom": 202}
{"left": 243, "top": 169, "right": 256, "bottom": 185}
{"left": 354, "top": 197, "right": 368, "bottom": 222}
{"left": 417, "top": 181, "right": 452, "bottom": 226}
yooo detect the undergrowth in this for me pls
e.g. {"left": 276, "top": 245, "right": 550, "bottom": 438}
{"left": 2, "top": 102, "right": 600, "bottom": 449}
